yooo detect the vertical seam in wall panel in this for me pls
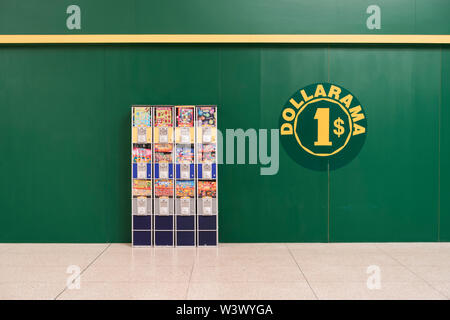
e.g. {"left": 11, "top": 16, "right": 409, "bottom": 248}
{"left": 103, "top": 45, "right": 110, "bottom": 242}
{"left": 259, "top": 47, "right": 263, "bottom": 241}
{"left": 327, "top": 161, "right": 330, "bottom": 242}
{"left": 327, "top": 45, "right": 330, "bottom": 82}
{"left": 414, "top": 0, "right": 417, "bottom": 34}
{"left": 259, "top": 47, "right": 263, "bottom": 137}
{"left": 133, "top": 0, "right": 137, "bottom": 32}
{"left": 218, "top": 47, "right": 222, "bottom": 242}
{"left": 219, "top": 48, "right": 222, "bottom": 110}
{"left": 438, "top": 46, "right": 442, "bottom": 242}
{"left": 218, "top": 48, "right": 222, "bottom": 243}
{"left": 327, "top": 45, "right": 330, "bottom": 243}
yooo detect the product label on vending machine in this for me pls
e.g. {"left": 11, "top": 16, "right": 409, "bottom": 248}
{"left": 202, "top": 127, "right": 211, "bottom": 143}
{"left": 180, "top": 198, "right": 190, "bottom": 215}
{"left": 160, "top": 162, "right": 169, "bottom": 179}
{"left": 203, "top": 127, "right": 212, "bottom": 142}
{"left": 159, "top": 127, "right": 168, "bottom": 143}
{"left": 180, "top": 163, "right": 189, "bottom": 179}
{"left": 180, "top": 127, "right": 190, "bottom": 143}
{"left": 137, "top": 163, "right": 147, "bottom": 179}
{"left": 137, "top": 127, "right": 147, "bottom": 143}
{"left": 137, "top": 197, "right": 147, "bottom": 215}
{"left": 203, "top": 197, "right": 212, "bottom": 215}
{"left": 203, "top": 163, "right": 212, "bottom": 179}
{"left": 160, "top": 197, "right": 169, "bottom": 215}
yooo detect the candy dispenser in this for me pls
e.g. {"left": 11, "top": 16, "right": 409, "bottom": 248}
{"left": 175, "top": 106, "right": 195, "bottom": 180}
{"left": 175, "top": 180, "right": 196, "bottom": 246}
{"left": 196, "top": 106, "right": 218, "bottom": 246}
{"left": 175, "top": 106, "right": 195, "bottom": 144}
{"left": 131, "top": 106, "right": 152, "bottom": 247}
{"left": 174, "top": 106, "right": 196, "bottom": 246}
{"left": 131, "top": 104, "right": 217, "bottom": 248}
{"left": 154, "top": 143, "right": 174, "bottom": 179}
{"left": 153, "top": 106, "right": 175, "bottom": 246}
{"left": 154, "top": 106, "right": 173, "bottom": 143}
{"left": 153, "top": 179, "right": 174, "bottom": 246}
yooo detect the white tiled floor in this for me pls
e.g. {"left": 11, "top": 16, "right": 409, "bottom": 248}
{"left": 0, "top": 243, "right": 449, "bottom": 300}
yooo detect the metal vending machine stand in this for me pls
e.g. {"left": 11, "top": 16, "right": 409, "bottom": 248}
{"left": 153, "top": 106, "right": 175, "bottom": 246}
{"left": 175, "top": 106, "right": 196, "bottom": 246}
{"left": 196, "top": 106, "right": 218, "bottom": 246}
{"left": 131, "top": 106, "right": 153, "bottom": 247}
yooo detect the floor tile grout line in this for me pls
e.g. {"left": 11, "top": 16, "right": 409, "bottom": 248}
{"left": 375, "top": 244, "right": 449, "bottom": 299}
{"left": 285, "top": 244, "right": 319, "bottom": 300}
{"left": 184, "top": 250, "right": 197, "bottom": 299}
{"left": 53, "top": 243, "right": 112, "bottom": 300}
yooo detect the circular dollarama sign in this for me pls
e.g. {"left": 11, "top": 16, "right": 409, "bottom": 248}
{"left": 279, "top": 83, "right": 368, "bottom": 171}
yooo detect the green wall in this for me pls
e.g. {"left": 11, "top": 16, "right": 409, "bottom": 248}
{"left": 0, "top": 44, "right": 448, "bottom": 242}
{"left": 0, "top": 45, "right": 450, "bottom": 242}
{"left": 1, "top": 0, "right": 449, "bottom": 243}
{"left": 442, "top": 48, "right": 450, "bottom": 241}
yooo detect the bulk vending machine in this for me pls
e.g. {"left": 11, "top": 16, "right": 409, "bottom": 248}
{"left": 153, "top": 106, "right": 175, "bottom": 246}
{"left": 196, "top": 106, "right": 218, "bottom": 246}
{"left": 131, "top": 106, "right": 153, "bottom": 246}
{"left": 131, "top": 105, "right": 218, "bottom": 247}
{"left": 175, "top": 106, "right": 196, "bottom": 246}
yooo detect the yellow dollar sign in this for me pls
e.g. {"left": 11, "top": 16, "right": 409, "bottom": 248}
{"left": 333, "top": 117, "right": 345, "bottom": 138}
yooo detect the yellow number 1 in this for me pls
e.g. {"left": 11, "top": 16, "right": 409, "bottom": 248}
{"left": 314, "top": 108, "right": 332, "bottom": 146}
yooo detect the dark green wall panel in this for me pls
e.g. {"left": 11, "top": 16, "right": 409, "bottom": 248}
{"left": 415, "top": 0, "right": 450, "bottom": 34}
{"left": 0, "top": 46, "right": 109, "bottom": 242}
{"left": 220, "top": 46, "right": 330, "bottom": 242}
{"left": 329, "top": 47, "right": 440, "bottom": 241}
{"left": 259, "top": 47, "right": 329, "bottom": 242}
{"left": 103, "top": 46, "right": 221, "bottom": 242}
{"left": 441, "top": 48, "right": 450, "bottom": 241}
{"left": 219, "top": 48, "right": 263, "bottom": 241}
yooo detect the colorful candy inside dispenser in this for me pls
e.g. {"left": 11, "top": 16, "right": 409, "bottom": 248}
{"left": 176, "top": 180, "right": 195, "bottom": 197}
{"left": 198, "top": 144, "right": 216, "bottom": 163}
{"left": 154, "top": 143, "right": 173, "bottom": 162}
{"left": 154, "top": 179, "right": 174, "bottom": 197}
{"left": 133, "top": 147, "right": 152, "bottom": 163}
{"left": 132, "top": 179, "right": 152, "bottom": 196}
{"left": 155, "top": 107, "right": 173, "bottom": 127}
{"left": 133, "top": 107, "right": 151, "bottom": 127}
{"left": 198, "top": 180, "right": 217, "bottom": 198}
{"left": 176, "top": 145, "right": 194, "bottom": 163}
{"left": 177, "top": 107, "right": 194, "bottom": 127}
{"left": 197, "top": 106, "right": 216, "bottom": 127}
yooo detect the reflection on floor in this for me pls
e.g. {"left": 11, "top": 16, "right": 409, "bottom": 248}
{"left": 0, "top": 243, "right": 449, "bottom": 300}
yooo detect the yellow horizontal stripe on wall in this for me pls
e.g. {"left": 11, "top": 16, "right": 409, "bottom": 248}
{"left": 0, "top": 34, "right": 449, "bottom": 44}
